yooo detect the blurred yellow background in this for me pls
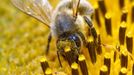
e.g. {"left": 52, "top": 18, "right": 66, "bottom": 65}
{"left": 0, "top": 0, "right": 51, "bottom": 75}
{"left": 0, "top": 0, "right": 134, "bottom": 75}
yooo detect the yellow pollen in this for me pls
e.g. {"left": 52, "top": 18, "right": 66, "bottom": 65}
{"left": 104, "top": 53, "right": 111, "bottom": 59}
{"left": 120, "top": 67, "right": 127, "bottom": 74}
{"left": 105, "top": 12, "right": 111, "bottom": 19}
{"left": 78, "top": 54, "right": 85, "bottom": 61}
{"left": 71, "top": 62, "right": 78, "bottom": 69}
{"left": 100, "top": 65, "right": 108, "bottom": 72}
{"left": 40, "top": 57, "right": 47, "bottom": 62}
{"left": 120, "top": 21, "right": 126, "bottom": 28}
{"left": 87, "top": 36, "right": 94, "bottom": 43}
{"left": 64, "top": 46, "right": 71, "bottom": 52}
{"left": 45, "top": 68, "right": 52, "bottom": 75}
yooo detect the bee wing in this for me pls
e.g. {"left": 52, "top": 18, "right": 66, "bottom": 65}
{"left": 11, "top": 0, "right": 53, "bottom": 27}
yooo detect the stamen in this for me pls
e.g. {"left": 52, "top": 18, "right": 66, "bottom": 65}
{"left": 119, "top": 0, "right": 125, "bottom": 10}
{"left": 87, "top": 37, "right": 97, "bottom": 64}
{"left": 119, "top": 67, "right": 127, "bottom": 75}
{"left": 114, "top": 51, "right": 117, "bottom": 62}
{"left": 98, "top": 0, "right": 107, "bottom": 16}
{"left": 78, "top": 54, "right": 88, "bottom": 75}
{"left": 104, "top": 53, "right": 111, "bottom": 75}
{"left": 71, "top": 62, "right": 79, "bottom": 75}
{"left": 100, "top": 65, "right": 108, "bottom": 75}
{"left": 94, "top": 4, "right": 101, "bottom": 27}
{"left": 40, "top": 57, "right": 51, "bottom": 75}
{"left": 121, "top": 9, "right": 128, "bottom": 22}
{"left": 96, "top": 34, "right": 102, "bottom": 54}
{"left": 120, "top": 50, "right": 128, "bottom": 68}
{"left": 45, "top": 68, "right": 52, "bottom": 75}
{"left": 105, "top": 12, "right": 112, "bottom": 36}
{"left": 119, "top": 22, "right": 127, "bottom": 45}
{"left": 64, "top": 50, "right": 79, "bottom": 66}
{"left": 126, "top": 34, "right": 133, "bottom": 53}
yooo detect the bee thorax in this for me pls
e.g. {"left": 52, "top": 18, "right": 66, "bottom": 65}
{"left": 51, "top": 12, "right": 79, "bottom": 38}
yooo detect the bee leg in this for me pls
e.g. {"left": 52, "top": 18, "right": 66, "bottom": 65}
{"left": 45, "top": 33, "right": 52, "bottom": 55}
{"left": 83, "top": 16, "right": 97, "bottom": 40}
{"left": 57, "top": 50, "right": 62, "bottom": 67}
{"left": 83, "top": 16, "right": 98, "bottom": 63}
{"left": 83, "top": 16, "right": 98, "bottom": 45}
{"left": 77, "top": 31, "right": 87, "bottom": 47}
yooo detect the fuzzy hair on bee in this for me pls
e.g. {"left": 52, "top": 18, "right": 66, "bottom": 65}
{"left": 51, "top": 0, "right": 94, "bottom": 38}
{"left": 11, "top": 0, "right": 96, "bottom": 67}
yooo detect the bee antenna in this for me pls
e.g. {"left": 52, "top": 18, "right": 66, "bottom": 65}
{"left": 75, "top": 0, "right": 80, "bottom": 16}
{"left": 73, "top": 0, "right": 80, "bottom": 20}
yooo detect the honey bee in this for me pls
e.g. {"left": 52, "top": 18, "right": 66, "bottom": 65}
{"left": 11, "top": 0, "right": 96, "bottom": 67}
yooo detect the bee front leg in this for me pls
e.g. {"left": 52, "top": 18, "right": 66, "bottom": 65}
{"left": 83, "top": 16, "right": 98, "bottom": 46}
{"left": 45, "top": 33, "right": 52, "bottom": 55}
{"left": 83, "top": 16, "right": 97, "bottom": 41}
{"left": 77, "top": 31, "right": 87, "bottom": 47}
{"left": 83, "top": 16, "right": 98, "bottom": 64}
{"left": 57, "top": 50, "right": 63, "bottom": 67}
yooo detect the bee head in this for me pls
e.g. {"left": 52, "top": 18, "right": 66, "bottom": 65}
{"left": 57, "top": 33, "right": 81, "bottom": 52}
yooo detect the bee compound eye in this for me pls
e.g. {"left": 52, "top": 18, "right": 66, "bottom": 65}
{"left": 68, "top": 34, "right": 81, "bottom": 48}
